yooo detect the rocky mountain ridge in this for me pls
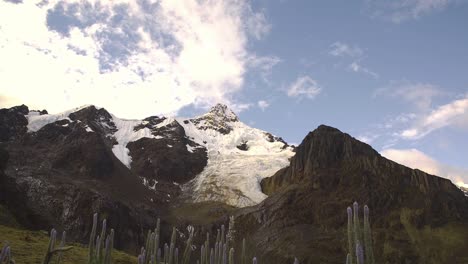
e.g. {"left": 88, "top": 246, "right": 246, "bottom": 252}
{"left": 1, "top": 104, "right": 467, "bottom": 263}
{"left": 239, "top": 125, "right": 468, "bottom": 263}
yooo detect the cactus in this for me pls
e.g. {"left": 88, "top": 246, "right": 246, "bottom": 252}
{"left": 56, "top": 230, "right": 67, "bottom": 264}
{"left": 222, "top": 244, "right": 227, "bottom": 264}
{"left": 42, "top": 229, "right": 72, "bottom": 264}
{"left": 182, "top": 226, "right": 194, "bottom": 264}
{"left": 347, "top": 207, "right": 354, "bottom": 264}
{"left": 226, "top": 216, "right": 235, "bottom": 248}
{"left": 241, "top": 238, "right": 246, "bottom": 264}
{"left": 293, "top": 257, "right": 299, "bottom": 264}
{"left": 363, "top": 206, "right": 375, "bottom": 264}
{"left": 135, "top": 218, "right": 258, "bottom": 264}
{"left": 0, "top": 244, "right": 15, "bottom": 264}
{"left": 220, "top": 225, "right": 225, "bottom": 248}
{"left": 346, "top": 202, "right": 375, "bottom": 264}
{"left": 88, "top": 213, "right": 114, "bottom": 264}
{"left": 228, "top": 248, "right": 234, "bottom": 264}
{"left": 169, "top": 227, "right": 177, "bottom": 264}
{"left": 164, "top": 243, "right": 169, "bottom": 264}
{"left": 252, "top": 257, "right": 257, "bottom": 264}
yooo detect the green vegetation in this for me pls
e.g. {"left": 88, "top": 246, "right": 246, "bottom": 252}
{"left": 0, "top": 225, "right": 136, "bottom": 264}
{"left": 398, "top": 208, "right": 468, "bottom": 263}
{"left": 0, "top": 199, "right": 380, "bottom": 264}
{"left": 0, "top": 205, "right": 19, "bottom": 229}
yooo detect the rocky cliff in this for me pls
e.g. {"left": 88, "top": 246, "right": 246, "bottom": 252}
{"left": 234, "top": 125, "right": 468, "bottom": 264}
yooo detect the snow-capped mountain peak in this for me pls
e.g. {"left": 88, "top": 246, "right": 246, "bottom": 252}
{"left": 21, "top": 103, "right": 294, "bottom": 207}
{"left": 190, "top": 103, "right": 240, "bottom": 135}
{"left": 206, "top": 103, "right": 239, "bottom": 122}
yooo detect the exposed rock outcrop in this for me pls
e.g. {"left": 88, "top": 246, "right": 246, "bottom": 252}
{"left": 233, "top": 125, "right": 468, "bottom": 264}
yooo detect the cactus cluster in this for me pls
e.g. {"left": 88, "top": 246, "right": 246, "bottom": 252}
{"left": 0, "top": 244, "right": 14, "bottom": 264}
{"left": 137, "top": 215, "right": 264, "bottom": 264}
{"left": 42, "top": 229, "right": 73, "bottom": 264}
{"left": 88, "top": 213, "right": 114, "bottom": 264}
{"left": 346, "top": 202, "right": 375, "bottom": 264}
{"left": 137, "top": 219, "right": 195, "bottom": 264}
{"left": 196, "top": 216, "right": 261, "bottom": 264}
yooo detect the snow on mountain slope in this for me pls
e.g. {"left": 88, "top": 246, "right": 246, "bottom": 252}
{"left": 178, "top": 104, "right": 295, "bottom": 207}
{"left": 23, "top": 103, "right": 294, "bottom": 207}
{"left": 111, "top": 116, "right": 159, "bottom": 168}
{"left": 26, "top": 105, "right": 95, "bottom": 132}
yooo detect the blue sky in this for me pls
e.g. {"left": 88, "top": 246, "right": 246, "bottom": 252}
{"left": 0, "top": 0, "right": 467, "bottom": 186}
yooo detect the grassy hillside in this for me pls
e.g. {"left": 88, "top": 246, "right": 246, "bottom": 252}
{"left": 0, "top": 225, "right": 137, "bottom": 264}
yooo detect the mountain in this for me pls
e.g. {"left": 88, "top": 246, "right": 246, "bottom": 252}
{"left": 0, "top": 103, "right": 292, "bottom": 250}
{"left": 1, "top": 105, "right": 467, "bottom": 263}
{"left": 235, "top": 125, "right": 468, "bottom": 263}
{"left": 460, "top": 186, "right": 468, "bottom": 196}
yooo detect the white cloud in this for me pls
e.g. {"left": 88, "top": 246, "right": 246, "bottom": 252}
{"left": 348, "top": 62, "right": 379, "bottom": 79}
{"left": 356, "top": 133, "right": 379, "bottom": 144}
{"left": 245, "top": 7, "right": 271, "bottom": 40}
{"left": 329, "top": 42, "right": 363, "bottom": 57}
{"left": 286, "top": 76, "right": 322, "bottom": 99}
{"left": 366, "top": 0, "right": 458, "bottom": 23}
{"left": 0, "top": 0, "right": 271, "bottom": 118}
{"left": 381, "top": 148, "right": 468, "bottom": 187}
{"left": 257, "top": 100, "right": 270, "bottom": 111}
{"left": 247, "top": 55, "right": 281, "bottom": 84}
{"left": 375, "top": 82, "right": 443, "bottom": 110}
{"left": 329, "top": 42, "right": 378, "bottom": 79}
{"left": 398, "top": 95, "right": 468, "bottom": 139}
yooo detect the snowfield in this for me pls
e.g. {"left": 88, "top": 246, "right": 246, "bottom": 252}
{"left": 178, "top": 117, "right": 294, "bottom": 207}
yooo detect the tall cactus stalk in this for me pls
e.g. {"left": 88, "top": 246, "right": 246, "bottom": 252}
{"left": 88, "top": 214, "right": 98, "bottom": 264}
{"left": 88, "top": 213, "right": 114, "bottom": 264}
{"left": 182, "top": 227, "right": 194, "bottom": 264}
{"left": 222, "top": 244, "right": 227, "bottom": 264}
{"left": 241, "top": 238, "right": 246, "bottom": 264}
{"left": 352, "top": 202, "right": 361, "bottom": 249}
{"left": 200, "top": 245, "right": 205, "bottom": 264}
{"left": 347, "top": 207, "right": 354, "bottom": 264}
{"left": 164, "top": 243, "right": 169, "bottom": 264}
{"left": 346, "top": 202, "right": 375, "bottom": 264}
{"left": 363, "top": 206, "right": 374, "bottom": 264}
{"left": 228, "top": 248, "right": 234, "bottom": 264}
{"left": 42, "top": 229, "right": 72, "bottom": 264}
{"left": 1, "top": 245, "right": 13, "bottom": 264}
{"left": 226, "top": 216, "right": 235, "bottom": 249}
{"left": 220, "top": 225, "right": 225, "bottom": 248}
{"left": 56, "top": 230, "right": 68, "bottom": 264}
{"left": 169, "top": 227, "right": 177, "bottom": 264}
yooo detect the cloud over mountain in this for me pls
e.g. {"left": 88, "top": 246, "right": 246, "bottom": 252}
{"left": 0, "top": 0, "right": 272, "bottom": 118}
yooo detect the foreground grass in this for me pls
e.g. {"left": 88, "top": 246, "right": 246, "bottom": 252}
{"left": 0, "top": 225, "right": 137, "bottom": 264}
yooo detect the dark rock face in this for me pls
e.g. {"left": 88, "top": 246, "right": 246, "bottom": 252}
{"left": 128, "top": 118, "right": 207, "bottom": 185}
{"left": 239, "top": 125, "right": 468, "bottom": 264}
{"left": 461, "top": 186, "right": 468, "bottom": 196}
{"left": 68, "top": 105, "right": 118, "bottom": 136}
{"left": 236, "top": 141, "right": 249, "bottom": 151}
{"left": 0, "top": 105, "right": 207, "bottom": 253}
{"left": 0, "top": 104, "right": 29, "bottom": 142}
